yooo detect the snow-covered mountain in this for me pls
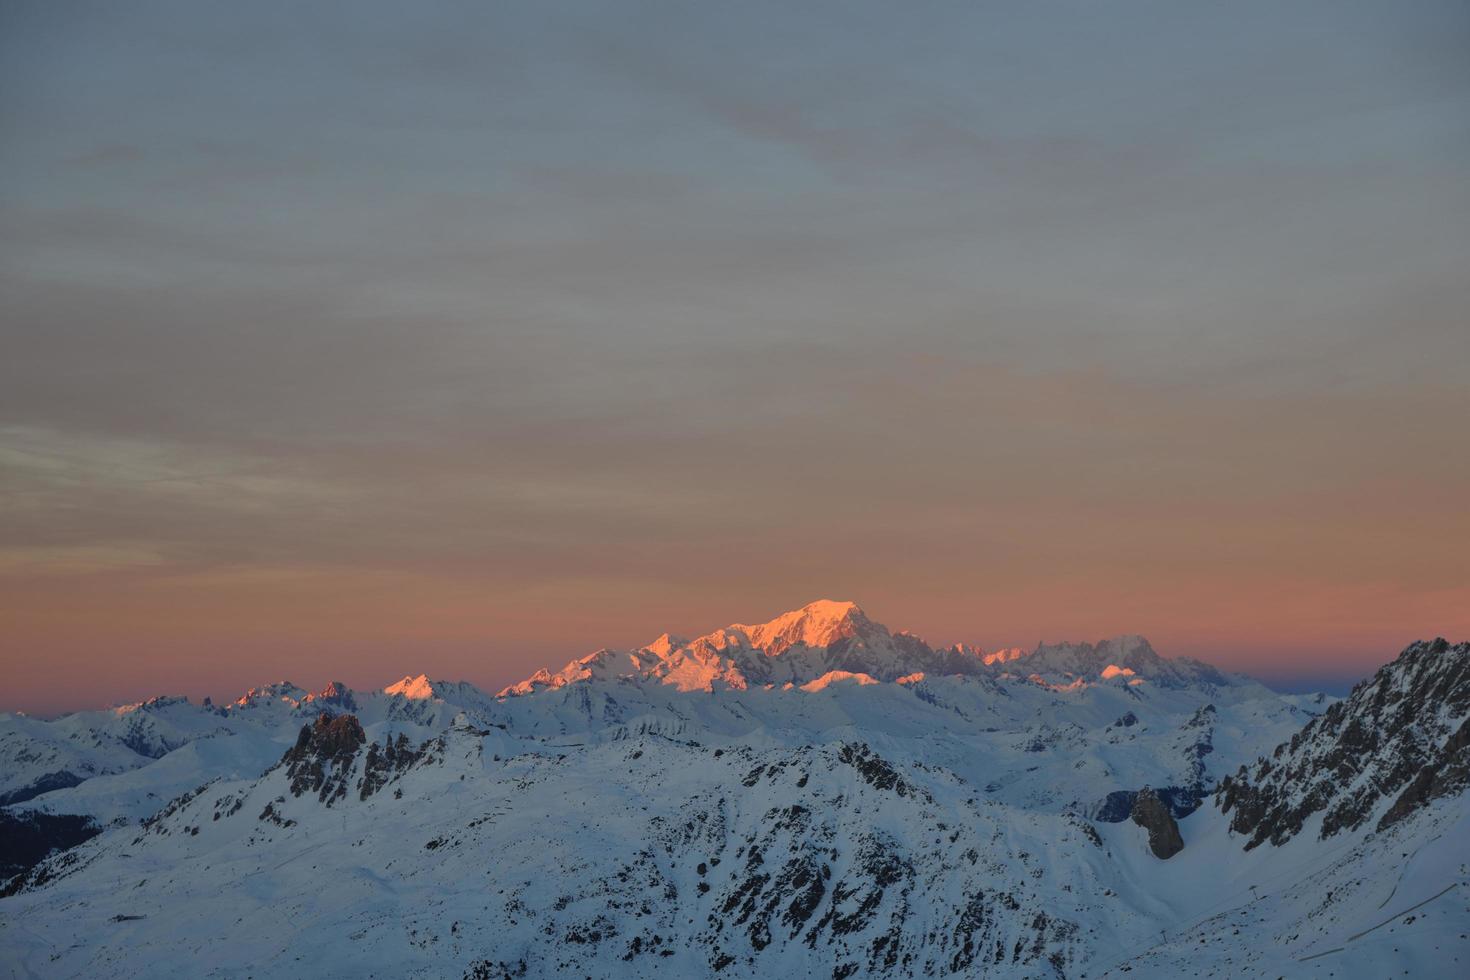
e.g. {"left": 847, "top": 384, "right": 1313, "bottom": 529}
{"left": 1217, "top": 637, "right": 1470, "bottom": 847}
{"left": 2, "top": 601, "right": 1466, "bottom": 978}
{"left": 0, "top": 695, "right": 237, "bottom": 808}
{"left": 0, "top": 677, "right": 506, "bottom": 826}
{"left": 498, "top": 600, "right": 970, "bottom": 695}
{"left": 496, "top": 600, "right": 1247, "bottom": 696}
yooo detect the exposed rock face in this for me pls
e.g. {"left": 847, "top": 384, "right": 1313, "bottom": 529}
{"left": 1377, "top": 714, "right": 1470, "bottom": 830}
{"left": 282, "top": 713, "right": 366, "bottom": 804}
{"left": 1216, "top": 638, "right": 1470, "bottom": 849}
{"left": 303, "top": 681, "right": 358, "bottom": 713}
{"left": 274, "top": 715, "right": 441, "bottom": 811}
{"left": 1130, "top": 787, "right": 1184, "bottom": 859}
{"left": 358, "top": 732, "right": 427, "bottom": 801}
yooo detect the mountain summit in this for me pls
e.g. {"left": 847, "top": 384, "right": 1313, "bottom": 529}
{"left": 6, "top": 610, "right": 1464, "bottom": 980}
{"left": 500, "top": 599, "right": 937, "bottom": 695}
{"left": 734, "top": 599, "right": 881, "bottom": 655}
{"left": 497, "top": 600, "right": 1246, "bottom": 697}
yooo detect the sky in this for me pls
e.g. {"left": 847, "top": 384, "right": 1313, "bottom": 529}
{"left": 2, "top": 1, "right": 1468, "bottom": 714}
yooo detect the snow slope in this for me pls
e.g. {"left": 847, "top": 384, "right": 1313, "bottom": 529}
{"left": 1, "top": 680, "right": 507, "bottom": 825}
{"left": 2, "top": 601, "right": 1465, "bottom": 979}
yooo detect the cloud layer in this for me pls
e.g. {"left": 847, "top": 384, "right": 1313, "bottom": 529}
{"left": 3, "top": 1, "right": 1468, "bottom": 712}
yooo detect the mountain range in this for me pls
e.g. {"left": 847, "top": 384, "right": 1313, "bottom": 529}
{"left": 2, "top": 600, "right": 1466, "bottom": 978}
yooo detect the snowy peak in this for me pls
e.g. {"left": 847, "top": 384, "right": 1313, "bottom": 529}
{"left": 496, "top": 600, "right": 1255, "bottom": 698}
{"left": 498, "top": 599, "right": 943, "bottom": 696}
{"left": 496, "top": 649, "right": 645, "bottom": 698}
{"left": 795, "top": 669, "right": 880, "bottom": 692}
{"left": 643, "top": 632, "right": 686, "bottom": 658}
{"left": 383, "top": 674, "right": 438, "bottom": 700}
{"left": 735, "top": 599, "right": 880, "bottom": 656}
{"left": 301, "top": 681, "right": 357, "bottom": 711}
{"left": 232, "top": 681, "right": 308, "bottom": 710}
{"left": 112, "top": 695, "right": 191, "bottom": 716}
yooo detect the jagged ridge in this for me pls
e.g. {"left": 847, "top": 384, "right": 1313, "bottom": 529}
{"left": 1217, "top": 637, "right": 1470, "bottom": 848}
{"left": 498, "top": 600, "right": 1246, "bottom": 697}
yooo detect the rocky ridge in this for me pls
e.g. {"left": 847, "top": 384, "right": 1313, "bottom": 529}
{"left": 1216, "top": 638, "right": 1470, "bottom": 848}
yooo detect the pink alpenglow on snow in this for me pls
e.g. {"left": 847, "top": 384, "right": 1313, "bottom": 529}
{"left": 383, "top": 675, "right": 438, "bottom": 700}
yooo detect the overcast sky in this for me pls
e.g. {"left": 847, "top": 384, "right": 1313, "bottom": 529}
{"left": 3, "top": 1, "right": 1468, "bottom": 714}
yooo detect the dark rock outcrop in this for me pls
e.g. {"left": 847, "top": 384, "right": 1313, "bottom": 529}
{"left": 1377, "top": 713, "right": 1470, "bottom": 831}
{"left": 835, "top": 742, "right": 928, "bottom": 800}
{"left": 1217, "top": 638, "right": 1470, "bottom": 849}
{"left": 282, "top": 713, "right": 366, "bottom": 804}
{"left": 358, "top": 732, "right": 426, "bottom": 800}
{"left": 1130, "top": 787, "right": 1184, "bottom": 859}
